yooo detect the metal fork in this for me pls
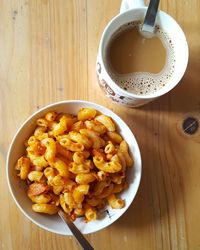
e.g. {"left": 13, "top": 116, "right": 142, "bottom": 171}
{"left": 58, "top": 209, "right": 94, "bottom": 250}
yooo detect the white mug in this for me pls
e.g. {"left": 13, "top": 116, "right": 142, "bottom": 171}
{"left": 96, "top": 0, "right": 189, "bottom": 107}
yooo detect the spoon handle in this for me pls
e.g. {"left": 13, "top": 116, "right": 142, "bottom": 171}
{"left": 58, "top": 210, "right": 94, "bottom": 250}
{"left": 142, "top": 0, "right": 160, "bottom": 33}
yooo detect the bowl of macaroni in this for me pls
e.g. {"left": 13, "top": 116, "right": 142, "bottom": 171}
{"left": 6, "top": 100, "right": 142, "bottom": 235}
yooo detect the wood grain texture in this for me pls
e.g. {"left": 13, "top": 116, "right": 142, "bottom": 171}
{"left": 0, "top": 0, "right": 200, "bottom": 249}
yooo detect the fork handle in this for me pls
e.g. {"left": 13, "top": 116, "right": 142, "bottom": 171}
{"left": 58, "top": 210, "right": 94, "bottom": 250}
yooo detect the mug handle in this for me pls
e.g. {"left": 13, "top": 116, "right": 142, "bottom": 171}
{"left": 120, "top": 0, "right": 145, "bottom": 13}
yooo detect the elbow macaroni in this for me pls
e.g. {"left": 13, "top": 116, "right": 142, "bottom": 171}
{"left": 15, "top": 108, "right": 134, "bottom": 222}
{"left": 93, "top": 154, "right": 122, "bottom": 173}
{"left": 107, "top": 194, "right": 125, "bottom": 209}
{"left": 80, "top": 129, "right": 105, "bottom": 149}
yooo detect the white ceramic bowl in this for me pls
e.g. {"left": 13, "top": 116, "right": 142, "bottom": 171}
{"left": 6, "top": 100, "right": 142, "bottom": 235}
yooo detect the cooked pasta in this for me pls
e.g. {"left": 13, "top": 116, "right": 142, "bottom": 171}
{"left": 15, "top": 108, "right": 134, "bottom": 222}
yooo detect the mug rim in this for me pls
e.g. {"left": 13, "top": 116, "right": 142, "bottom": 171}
{"left": 98, "top": 7, "right": 189, "bottom": 100}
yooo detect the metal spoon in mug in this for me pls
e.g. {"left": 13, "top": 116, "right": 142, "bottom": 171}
{"left": 58, "top": 209, "right": 94, "bottom": 250}
{"left": 140, "top": 0, "right": 160, "bottom": 38}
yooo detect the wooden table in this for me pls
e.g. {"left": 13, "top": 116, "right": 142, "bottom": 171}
{"left": 1, "top": 1, "right": 200, "bottom": 249}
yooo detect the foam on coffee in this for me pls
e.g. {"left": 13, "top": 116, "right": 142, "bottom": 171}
{"left": 105, "top": 21, "right": 176, "bottom": 96}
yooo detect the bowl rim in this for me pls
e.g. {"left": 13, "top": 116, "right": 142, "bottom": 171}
{"left": 6, "top": 100, "right": 142, "bottom": 235}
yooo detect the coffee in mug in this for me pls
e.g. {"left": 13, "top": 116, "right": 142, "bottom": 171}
{"left": 96, "top": 0, "right": 188, "bottom": 107}
{"left": 105, "top": 21, "right": 176, "bottom": 96}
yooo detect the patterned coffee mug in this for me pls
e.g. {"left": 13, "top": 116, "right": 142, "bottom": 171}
{"left": 96, "top": 0, "right": 188, "bottom": 107}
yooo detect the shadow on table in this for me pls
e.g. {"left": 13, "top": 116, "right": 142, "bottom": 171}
{"left": 114, "top": 105, "right": 192, "bottom": 232}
